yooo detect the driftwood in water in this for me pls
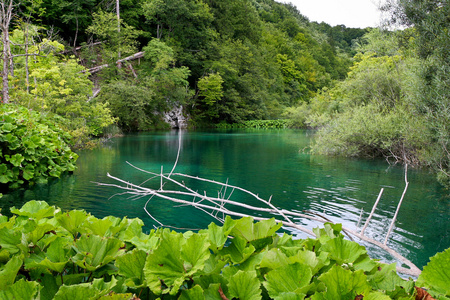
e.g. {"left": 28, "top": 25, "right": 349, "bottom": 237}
{"left": 96, "top": 133, "right": 421, "bottom": 277}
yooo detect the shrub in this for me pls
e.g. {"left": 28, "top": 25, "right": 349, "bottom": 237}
{"left": 0, "top": 200, "right": 447, "bottom": 299}
{"left": 311, "top": 104, "right": 431, "bottom": 165}
{"left": 0, "top": 104, "right": 78, "bottom": 189}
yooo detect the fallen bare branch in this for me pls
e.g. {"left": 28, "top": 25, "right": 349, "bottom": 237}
{"left": 96, "top": 132, "right": 421, "bottom": 277}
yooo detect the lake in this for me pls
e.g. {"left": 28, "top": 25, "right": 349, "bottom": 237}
{"left": 2, "top": 129, "right": 449, "bottom": 269}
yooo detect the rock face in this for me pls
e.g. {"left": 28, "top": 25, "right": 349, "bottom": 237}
{"left": 163, "top": 105, "right": 188, "bottom": 129}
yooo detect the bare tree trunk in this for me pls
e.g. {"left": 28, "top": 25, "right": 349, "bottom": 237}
{"left": 24, "top": 23, "right": 30, "bottom": 95}
{"left": 0, "top": 0, "right": 14, "bottom": 104}
{"left": 73, "top": 15, "right": 79, "bottom": 49}
{"left": 116, "top": 0, "right": 121, "bottom": 68}
{"left": 2, "top": 30, "right": 10, "bottom": 103}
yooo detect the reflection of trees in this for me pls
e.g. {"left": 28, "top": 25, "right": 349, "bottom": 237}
{"left": 4, "top": 130, "right": 447, "bottom": 269}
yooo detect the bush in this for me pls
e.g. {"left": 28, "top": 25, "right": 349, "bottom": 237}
{"left": 0, "top": 104, "right": 78, "bottom": 189}
{"left": 0, "top": 200, "right": 448, "bottom": 299}
{"left": 282, "top": 103, "right": 311, "bottom": 128}
{"left": 311, "top": 104, "right": 430, "bottom": 164}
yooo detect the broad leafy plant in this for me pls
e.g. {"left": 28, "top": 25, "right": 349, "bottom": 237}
{"left": 0, "top": 105, "right": 78, "bottom": 189}
{"left": 0, "top": 200, "right": 448, "bottom": 299}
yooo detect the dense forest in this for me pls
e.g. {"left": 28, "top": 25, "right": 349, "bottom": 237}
{"left": 0, "top": 0, "right": 449, "bottom": 189}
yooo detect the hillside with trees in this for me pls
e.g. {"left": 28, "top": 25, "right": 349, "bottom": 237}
{"left": 1, "top": 0, "right": 448, "bottom": 187}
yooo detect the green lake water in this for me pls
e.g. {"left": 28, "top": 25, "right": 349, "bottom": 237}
{"left": 2, "top": 129, "right": 449, "bottom": 269}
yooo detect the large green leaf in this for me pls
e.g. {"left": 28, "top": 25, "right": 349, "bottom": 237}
{"left": 6, "top": 153, "right": 24, "bottom": 167}
{"left": 311, "top": 265, "right": 371, "bottom": 300}
{"left": 53, "top": 284, "right": 99, "bottom": 300}
{"left": 227, "top": 270, "right": 262, "bottom": 300}
{"left": 181, "top": 232, "right": 211, "bottom": 275}
{"left": 320, "top": 237, "right": 367, "bottom": 265}
{"left": 0, "top": 164, "right": 14, "bottom": 183}
{"left": 201, "top": 217, "right": 236, "bottom": 253}
{"left": 55, "top": 210, "right": 89, "bottom": 236}
{"left": 263, "top": 262, "right": 312, "bottom": 299}
{"left": 10, "top": 200, "right": 57, "bottom": 220}
{"left": 98, "top": 293, "right": 136, "bottom": 299}
{"left": 145, "top": 229, "right": 211, "bottom": 295}
{"left": 38, "top": 274, "right": 59, "bottom": 300}
{"left": 24, "top": 222, "right": 57, "bottom": 246}
{"left": 91, "top": 277, "right": 124, "bottom": 297}
{"left": 22, "top": 164, "right": 35, "bottom": 180}
{"left": 417, "top": 247, "right": 450, "bottom": 297}
{"left": 0, "top": 256, "right": 23, "bottom": 290}
{"left": 128, "top": 234, "right": 160, "bottom": 253}
{"left": 218, "top": 235, "right": 255, "bottom": 264}
{"left": 115, "top": 248, "right": 147, "bottom": 288}
{"left": 3, "top": 134, "right": 20, "bottom": 150}
{"left": 118, "top": 218, "right": 159, "bottom": 252}
{"left": 203, "top": 253, "right": 229, "bottom": 275}
{"left": 83, "top": 215, "right": 114, "bottom": 237}
{"left": 0, "top": 227, "right": 23, "bottom": 254}
{"left": 368, "top": 263, "right": 409, "bottom": 292}
{"left": 353, "top": 254, "right": 379, "bottom": 273}
{"left": 144, "top": 229, "right": 187, "bottom": 295}
{"left": 72, "top": 234, "right": 125, "bottom": 272}
{"left": 260, "top": 248, "right": 290, "bottom": 269}
{"left": 194, "top": 274, "right": 229, "bottom": 296}
{"left": 288, "top": 250, "right": 330, "bottom": 275}
{"left": 25, "top": 237, "right": 71, "bottom": 273}
{"left": 230, "top": 217, "right": 282, "bottom": 242}
{"left": 203, "top": 283, "right": 227, "bottom": 300}
{"left": 312, "top": 223, "right": 343, "bottom": 244}
{"left": 179, "top": 284, "right": 206, "bottom": 300}
{"left": 0, "top": 279, "right": 40, "bottom": 300}
{"left": 54, "top": 277, "right": 122, "bottom": 299}
{"left": 0, "top": 122, "right": 16, "bottom": 133}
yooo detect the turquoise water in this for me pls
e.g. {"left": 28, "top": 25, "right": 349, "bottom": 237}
{"left": 2, "top": 129, "right": 449, "bottom": 269}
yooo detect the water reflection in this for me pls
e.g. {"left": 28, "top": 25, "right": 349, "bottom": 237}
{"left": 2, "top": 129, "right": 449, "bottom": 269}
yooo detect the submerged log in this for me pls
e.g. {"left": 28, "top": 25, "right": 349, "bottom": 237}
{"left": 96, "top": 161, "right": 421, "bottom": 277}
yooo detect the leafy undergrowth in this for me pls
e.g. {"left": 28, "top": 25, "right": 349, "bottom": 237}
{"left": 0, "top": 105, "right": 78, "bottom": 189}
{"left": 0, "top": 201, "right": 448, "bottom": 299}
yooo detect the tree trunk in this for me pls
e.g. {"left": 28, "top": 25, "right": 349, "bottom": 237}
{"left": 2, "top": 27, "right": 10, "bottom": 103}
{"left": 0, "top": 0, "right": 14, "bottom": 104}
{"left": 116, "top": 0, "right": 121, "bottom": 65}
{"left": 25, "top": 23, "right": 30, "bottom": 95}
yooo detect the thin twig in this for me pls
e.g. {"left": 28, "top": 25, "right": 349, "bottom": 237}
{"left": 384, "top": 165, "right": 409, "bottom": 245}
{"left": 361, "top": 188, "right": 384, "bottom": 236}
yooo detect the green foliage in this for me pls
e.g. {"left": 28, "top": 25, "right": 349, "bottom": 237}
{"left": 87, "top": 11, "right": 141, "bottom": 67}
{"left": 8, "top": 29, "right": 116, "bottom": 142}
{"left": 1, "top": 200, "right": 448, "bottom": 299}
{"left": 417, "top": 248, "right": 450, "bottom": 299}
{"left": 13, "top": 0, "right": 361, "bottom": 130}
{"left": 197, "top": 73, "right": 224, "bottom": 106}
{"left": 282, "top": 104, "right": 311, "bottom": 128}
{"left": 311, "top": 104, "right": 430, "bottom": 163}
{"left": 99, "top": 40, "right": 193, "bottom": 131}
{"left": 303, "top": 14, "right": 450, "bottom": 186}
{"left": 213, "top": 119, "right": 291, "bottom": 129}
{"left": 0, "top": 104, "right": 78, "bottom": 189}
{"left": 99, "top": 79, "right": 163, "bottom": 132}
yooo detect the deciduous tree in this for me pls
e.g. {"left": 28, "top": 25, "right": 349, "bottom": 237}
{"left": 1, "top": 0, "right": 15, "bottom": 104}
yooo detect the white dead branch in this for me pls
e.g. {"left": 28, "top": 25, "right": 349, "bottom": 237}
{"left": 83, "top": 51, "right": 145, "bottom": 74}
{"left": 96, "top": 133, "right": 421, "bottom": 277}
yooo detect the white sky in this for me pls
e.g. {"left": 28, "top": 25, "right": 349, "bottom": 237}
{"left": 276, "top": 0, "right": 385, "bottom": 28}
